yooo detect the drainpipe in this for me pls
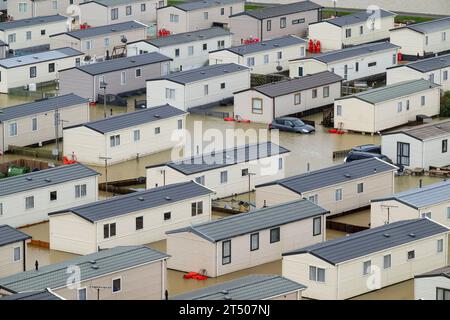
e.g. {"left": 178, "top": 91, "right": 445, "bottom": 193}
{"left": 260, "top": 19, "right": 263, "bottom": 41}
{"left": 22, "top": 240, "right": 26, "bottom": 272}
{"left": 336, "top": 264, "right": 340, "bottom": 299}
{"left": 215, "top": 242, "right": 219, "bottom": 277}
{"left": 272, "top": 97, "right": 276, "bottom": 121}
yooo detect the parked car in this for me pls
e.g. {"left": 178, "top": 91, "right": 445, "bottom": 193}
{"left": 351, "top": 144, "right": 381, "bottom": 154}
{"left": 344, "top": 151, "right": 393, "bottom": 164}
{"left": 269, "top": 117, "right": 315, "bottom": 133}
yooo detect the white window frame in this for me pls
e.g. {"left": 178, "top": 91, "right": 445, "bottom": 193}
{"left": 133, "top": 129, "right": 140, "bottom": 142}
{"left": 112, "top": 277, "right": 122, "bottom": 293}
{"left": 383, "top": 254, "right": 391, "bottom": 269}
{"left": 220, "top": 170, "right": 228, "bottom": 184}
{"left": 25, "top": 196, "right": 34, "bottom": 210}
{"left": 120, "top": 71, "right": 126, "bottom": 85}
{"left": 9, "top": 122, "right": 18, "bottom": 137}
{"left": 13, "top": 247, "right": 21, "bottom": 262}
{"left": 31, "top": 117, "right": 38, "bottom": 131}
{"left": 77, "top": 287, "right": 87, "bottom": 300}
{"left": 335, "top": 188, "right": 343, "bottom": 202}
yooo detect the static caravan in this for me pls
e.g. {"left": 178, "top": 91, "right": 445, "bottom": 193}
{"left": 7, "top": 0, "right": 84, "bottom": 21}
{"left": 229, "top": 1, "right": 322, "bottom": 45}
{"left": 63, "top": 105, "right": 186, "bottom": 166}
{"left": 146, "top": 63, "right": 250, "bottom": 111}
{"left": 0, "top": 94, "right": 89, "bottom": 153}
{"left": 283, "top": 219, "right": 449, "bottom": 300}
{"left": 0, "top": 163, "right": 99, "bottom": 228}
{"left": 387, "top": 53, "right": 450, "bottom": 92}
{"left": 59, "top": 52, "right": 171, "bottom": 101}
{"left": 167, "top": 199, "right": 328, "bottom": 277}
{"left": 415, "top": 265, "right": 450, "bottom": 300}
{"left": 0, "top": 15, "right": 69, "bottom": 54}
{"left": 371, "top": 180, "right": 450, "bottom": 228}
{"left": 0, "top": 47, "right": 83, "bottom": 94}
{"left": 289, "top": 42, "right": 399, "bottom": 82}
{"left": 255, "top": 157, "right": 397, "bottom": 216}
{"left": 79, "top": 0, "right": 164, "bottom": 27}
{"left": 0, "top": 225, "right": 31, "bottom": 278}
{"left": 0, "top": 246, "right": 169, "bottom": 300}
{"left": 127, "top": 27, "right": 232, "bottom": 72}
{"left": 308, "top": 9, "right": 396, "bottom": 51}
{"left": 390, "top": 17, "right": 450, "bottom": 58}
{"left": 49, "top": 181, "right": 213, "bottom": 255}
{"left": 156, "top": 0, "right": 245, "bottom": 34}
{"left": 172, "top": 274, "right": 306, "bottom": 300}
{"left": 381, "top": 119, "right": 450, "bottom": 170}
{"left": 334, "top": 79, "right": 441, "bottom": 134}
{"left": 50, "top": 21, "right": 148, "bottom": 62}
{"left": 234, "top": 71, "right": 342, "bottom": 124}
{"left": 209, "top": 35, "right": 306, "bottom": 75}
{"left": 146, "top": 142, "right": 290, "bottom": 199}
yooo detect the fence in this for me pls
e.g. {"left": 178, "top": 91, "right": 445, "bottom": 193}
{"left": 326, "top": 220, "right": 369, "bottom": 234}
{"left": 332, "top": 149, "right": 352, "bottom": 160}
{"left": 8, "top": 145, "right": 58, "bottom": 160}
{"left": 251, "top": 73, "right": 288, "bottom": 87}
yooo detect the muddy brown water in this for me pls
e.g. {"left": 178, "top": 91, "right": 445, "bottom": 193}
{"left": 3, "top": 94, "right": 448, "bottom": 299}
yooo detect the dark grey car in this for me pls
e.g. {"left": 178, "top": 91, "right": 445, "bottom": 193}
{"left": 269, "top": 117, "right": 315, "bottom": 133}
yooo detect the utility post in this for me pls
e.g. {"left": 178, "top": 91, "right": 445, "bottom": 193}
{"left": 247, "top": 172, "right": 256, "bottom": 211}
{"left": 99, "top": 81, "right": 108, "bottom": 118}
{"left": 381, "top": 204, "right": 398, "bottom": 225}
{"left": 99, "top": 156, "right": 112, "bottom": 198}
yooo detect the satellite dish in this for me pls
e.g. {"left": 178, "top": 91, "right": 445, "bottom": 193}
{"left": 121, "top": 36, "right": 128, "bottom": 44}
{"left": 84, "top": 55, "right": 91, "bottom": 61}
{"left": 276, "top": 65, "right": 282, "bottom": 71}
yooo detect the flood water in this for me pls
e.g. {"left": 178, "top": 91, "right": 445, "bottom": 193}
{"left": 2, "top": 93, "right": 449, "bottom": 299}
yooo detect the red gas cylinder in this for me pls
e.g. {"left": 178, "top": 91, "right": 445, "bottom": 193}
{"left": 397, "top": 52, "right": 403, "bottom": 62}
{"left": 315, "top": 40, "right": 321, "bottom": 53}
{"left": 308, "top": 39, "right": 314, "bottom": 52}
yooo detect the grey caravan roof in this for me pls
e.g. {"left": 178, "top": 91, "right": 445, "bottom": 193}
{"left": 383, "top": 119, "right": 450, "bottom": 141}
{"left": 415, "top": 265, "right": 450, "bottom": 279}
{"left": 83, "top": 0, "right": 146, "bottom": 7}
{"left": 372, "top": 179, "right": 450, "bottom": 209}
{"left": 49, "top": 181, "right": 213, "bottom": 222}
{"left": 0, "top": 94, "right": 88, "bottom": 122}
{"left": 0, "top": 15, "right": 67, "bottom": 31}
{"left": 167, "top": 199, "right": 328, "bottom": 242}
{"left": 149, "top": 63, "right": 249, "bottom": 84}
{"left": 337, "top": 79, "right": 439, "bottom": 105}
{"left": 58, "top": 21, "right": 146, "bottom": 40}
{"left": 68, "top": 104, "right": 186, "bottom": 134}
{"left": 323, "top": 9, "right": 395, "bottom": 27}
{"left": 404, "top": 53, "right": 450, "bottom": 73}
{"left": 231, "top": 1, "right": 322, "bottom": 20}
{"left": 396, "top": 17, "right": 450, "bottom": 34}
{"left": 0, "top": 246, "right": 169, "bottom": 293}
{"left": 172, "top": 274, "right": 306, "bottom": 300}
{"left": 74, "top": 52, "right": 171, "bottom": 76}
{"left": 142, "top": 27, "right": 231, "bottom": 48}
{"left": 0, "top": 225, "right": 31, "bottom": 247}
{"left": 283, "top": 219, "right": 449, "bottom": 265}
{"left": 0, "top": 48, "right": 83, "bottom": 69}
{"left": 172, "top": 0, "right": 243, "bottom": 11}
{"left": 257, "top": 157, "right": 396, "bottom": 194}
{"left": 300, "top": 42, "right": 399, "bottom": 64}
{"left": 249, "top": 71, "right": 342, "bottom": 97}
{"left": 0, "top": 289, "right": 62, "bottom": 300}
{"left": 150, "top": 141, "right": 290, "bottom": 175}
{"left": 221, "top": 35, "right": 305, "bottom": 56}
{"left": 0, "top": 163, "right": 99, "bottom": 197}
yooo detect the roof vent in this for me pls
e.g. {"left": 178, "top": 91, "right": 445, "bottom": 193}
{"left": 33, "top": 56, "right": 39, "bottom": 59}
{"left": 130, "top": 60, "right": 136, "bottom": 63}
{"left": 224, "top": 295, "right": 232, "bottom": 300}
{"left": 45, "top": 178, "right": 52, "bottom": 182}
{"left": 154, "top": 114, "right": 161, "bottom": 118}
{"left": 408, "top": 233, "right": 416, "bottom": 238}
{"left": 91, "top": 265, "right": 99, "bottom": 270}
{"left": 273, "top": 44, "right": 279, "bottom": 47}
{"left": 26, "top": 177, "right": 33, "bottom": 181}
{"left": 137, "top": 196, "right": 144, "bottom": 201}
{"left": 111, "top": 28, "right": 116, "bottom": 32}
{"left": 221, "top": 290, "right": 229, "bottom": 294}
{"left": 344, "top": 173, "right": 351, "bottom": 178}
{"left": 89, "top": 260, "right": 96, "bottom": 264}
{"left": 165, "top": 196, "right": 172, "bottom": 201}
{"left": 223, "top": 69, "right": 229, "bottom": 73}
{"left": 261, "top": 42, "right": 266, "bottom": 45}
{"left": 16, "top": 59, "right": 22, "bottom": 62}
{"left": 200, "top": 71, "right": 206, "bottom": 74}
{"left": 383, "top": 233, "right": 390, "bottom": 238}
{"left": 373, "top": 168, "right": 377, "bottom": 173}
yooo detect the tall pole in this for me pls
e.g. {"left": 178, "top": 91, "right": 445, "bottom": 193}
{"left": 247, "top": 172, "right": 256, "bottom": 212}
{"left": 99, "top": 156, "right": 112, "bottom": 198}
{"left": 103, "top": 86, "right": 107, "bottom": 118}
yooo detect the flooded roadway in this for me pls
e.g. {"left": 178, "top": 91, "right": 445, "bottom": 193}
{"left": 2, "top": 93, "right": 448, "bottom": 300}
